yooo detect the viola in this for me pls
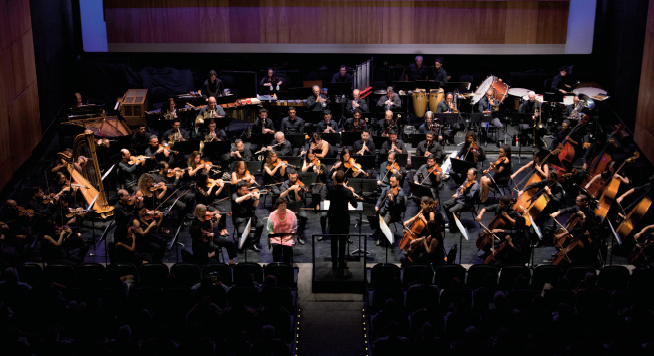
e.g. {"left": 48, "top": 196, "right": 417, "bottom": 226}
{"left": 166, "top": 168, "right": 186, "bottom": 178}
{"left": 490, "top": 156, "right": 508, "bottom": 168}
{"left": 344, "top": 158, "right": 369, "bottom": 176}
{"left": 204, "top": 211, "right": 226, "bottom": 220}
{"left": 389, "top": 161, "right": 400, "bottom": 173}
{"left": 125, "top": 196, "right": 138, "bottom": 205}
{"left": 65, "top": 208, "right": 86, "bottom": 218}
{"left": 272, "top": 158, "right": 290, "bottom": 167}
{"left": 148, "top": 182, "right": 167, "bottom": 192}
{"left": 17, "top": 206, "right": 35, "bottom": 217}
{"left": 309, "top": 158, "right": 322, "bottom": 171}
{"left": 42, "top": 193, "right": 58, "bottom": 204}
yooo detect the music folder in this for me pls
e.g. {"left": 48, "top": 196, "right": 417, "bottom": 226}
{"left": 319, "top": 201, "right": 363, "bottom": 211}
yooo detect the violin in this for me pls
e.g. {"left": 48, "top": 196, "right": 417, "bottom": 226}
{"left": 199, "top": 160, "right": 221, "bottom": 170}
{"left": 65, "top": 208, "right": 86, "bottom": 218}
{"left": 309, "top": 158, "right": 322, "bottom": 171}
{"left": 344, "top": 158, "right": 369, "bottom": 176}
{"left": 157, "top": 144, "right": 179, "bottom": 155}
{"left": 206, "top": 178, "right": 224, "bottom": 188}
{"left": 143, "top": 210, "right": 168, "bottom": 221}
{"left": 128, "top": 155, "right": 151, "bottom": 165}
{"left": 42, "top": 193, "right": 58, "bottom": 204}
{"left": 96, "top": 138, "right": 116, "bottom": 147}
{"left": 148, "top": 182, "right": 167, "bottom": 192}
{"left": 343, "top": 183, "right": 364, "bottom": 200}
{"left": 458, "top": 180, "right": 475, "bottom": 195}
{"left": 125, "top": 196, "right": 139, "bottom": 205}
{"left": 272, "top": 158, "right": 296, "bottom": 169}
{"left": 204, "top": 211, "right": 226, "bottom": 220}
{"left": 465, "top": 141, "right": 480, "bottom": 163}
{"left": 166, "top": 168, "right": 186, "bottom": 178}
{"left": 17, "top": 206, "right": 35, "bottom": 217}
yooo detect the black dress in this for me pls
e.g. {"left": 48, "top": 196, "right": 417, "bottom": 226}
{"left": 489, "top": 159, "right": 512, "bottom": 186}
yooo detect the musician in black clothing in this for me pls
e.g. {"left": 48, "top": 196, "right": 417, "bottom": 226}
{"left": 443, "top": 169, "right": 480, "bottom": 233}
{"left": 250, "top": 109, "right": 276, "bottom": 154}
{"left": 266, "top": 132, "right": 293, "bottom": 157}
{"left": 280, "top": 106, "right": 305, "bottom": 135}
{"left": 418, "top": 113, "right": 442, "bottom": 139}
{"left": 476, "top": 196, "right": 519, "bottom": 227}
{"left": 114, "top": 189, "right": 135, "bottom": 228}
{"left": 260, "top": 67, "right": 283, "bottom": 94}
{"left": 25, "top": 187, "right": 57, "bottom": 235}
{"left": 344, "top": 109, "right": 370, "bottom": 132}
{"left": 430, "top": 57, "right": 448, "bottom": 87}
{"left": 316, "top": 109, "right": 339, "bottom": 134}
{"left": 193, "top": 173, "right": 228, "bottom": 236}
{"left": 229, "top": 139, "right": 253, "bottom": 164}
{"left": 581, "top": 132, "right": 612, "bottom": 172}
{"left": 152, "top": 161, "right": 191, "bottom": 214}
{"left": 378, "top": 151, "right": 405, "bottom": 189}
{"left": 189, "top": 117, "right": 208, "bottom": 141}
{"left": 161, "top": 120, "right": 190, "bottom": 144}
{"left": 231, "top": 181, "right": 264, "bottom": 252}
{"left": 118, "top": 149, "right": 145, "bottom": 194}
{"left": 377, "top": 110, "right": 399, "bottom": 137}
{"left": 518, "top": 91, "right": 544, "bottom": 146}
{"left": 486, "top": 216, "right": 531, "bottom": 268}
{"left": 550, "top": 194, "right": 593, "bottom": 221}
{"left": 563, "top": 96, "right": 581, "bottom": 119}
{"left": 413, "top": 154, "right": 442, "bottom": 200}
{"left": 518, "top": 171, "right": 566, "bottom": 224}
{"left": 200, "top": 70, "right": 224, "bottom": 98}
{"left": 373, "top": 174, "right": 405, "bottom": 246}
{"left": 405, "top": 214, "right": 446, "bottom": 266}
{"left": 131, "top": 126, "right": 151, "bottom": 155}
{"left": 301, "top": 151, "right": 330, "bottom": 235}
{"left": 113, "top": 225, "right": 150, "bottom": 266}
{"left": 456, "top": 131, "right": 484, "bottom": 164}
{"left": 346, "top": 89, "right": 368, "bottom": 113}
{"left": 200, "top": 97, "right": 228, "bottom": 119}
{"left": 353, "top": 129, "right": 376, "bottom": 156}
{"left": 380, "top": 130, "right": 405, "bottom": 155}
{"left": 279, "top": 169, "right": 307, "bottom": 245}
{"left": 328, "top": 171, "right": 359, "bottom": 272}
{"left": 1, "top": 200, "right": 28, "bottom": 238}
{"left": 477, "top": 89, "right": 503, "bottom": 130}
{"left": 616, "top": 174, "right": 654, "bottom": 206}
{"left": 145, "top": 136, "right": 174, "bottom": 171}
{"left": 416, "top": 131, "right": 443, "bottom": 163}
{"left": 332, "top": 65, "right": 353, "bottom": 84}
{"left": 551, "top": 66, "right": 573, "bottom": 94}
{"left": 549, "top": 120, "right": 582, "bottom": 151}
{"left": 405, "top": 56, "right": 429, "bottom": 81}
{"left": 190, "top": 204, "right": 237, "bottom": 266}
{"left": 307, "top": 85, "right": 331, "bottom": 112}
{"left": 376, "top": 87, "right": 402, "bottom": 110}
{"left": 263, "top": 151, "right": 288, "bottom": 201}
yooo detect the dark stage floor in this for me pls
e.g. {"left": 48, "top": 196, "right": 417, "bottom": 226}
{"left": 0, "top": 124, "right": 631, "bottom": 268}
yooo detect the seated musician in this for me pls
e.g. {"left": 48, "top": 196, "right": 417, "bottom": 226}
{"left": 25, "top": 187, "right": 57, "bottom": 234}
{"left": 377, "top": 110, "right": 399, "bottom": 137}
{"left": 264, "top": 151, "right": 288, "bottom": 201}
{"left": 189, "top": 115, "right": 208, "bottom": 141}
{"left": 190, "top": 204, "right": 237, "bottom": 266}
{"left": 199, "top": 96, "right": 226, "bottom": 118}
{"left": 347, "top": 89, "right": 368, "bottom": 113}
{"left": 380, "top": 130, "right": 405, "bottom": 155}
{"left": 250, "top": 108, "right": 276, "bottom": 154}
{"left": 113, "top": 225, "right": 150, "bottom": 266}
{"left": 131, "top": 125, "right": 151, "bottom": 155}
{"left": 232, "top": 161, "right": 257, "bottom": 188}
{"left": 344, "top": 109, "right": 369, "bottom": 132}
{"left": 230, "top": 139, "right": 253, "bottom": 164}
{"left": 161, "top": 119, "right": 189, "bottom": 145}
{"left": 135, "top": 173, "right": 167, "bottom": 212}
{"left": 549, "top": 120, "right": 583, "bottom": 151}
{"left": 0, "top": 221, "right": 26, "bottom": 260}
{"left": 307, "top": 85, "right": 330, "bottom": 112}
{"left": 42, "top": 225, "right": 89, "bottom": 267}
{"left": 260, "top": 67, "right": 283, "bottom": 93}
{"left": 206, "top": 118, "right": 230, "bottom": 167}
{"left": 352, "top": 129, "right": 376, "bottom": 156}
{"left": 581, "top": 132, "right": 618, "bottom": 175}
{"left": 49, "top": 173, "right": 77, "bottom": 208}
{"left": 456, "top": 131, "right": 484, "bottom": 163}
{"left": 584, "top": 160, "right": 631, "bottom": 193}
{"left": 443, "top": 168, "right": 480, "bottom": 233}
{"left": 475, "top": 195, "right": 519, "bottom": 228}
{"left": 114, "top": 189, "right": 135, "bottom": 228}
{"left": 435, "top": 95, "right": 460, "bottom": 143}
{"left": 51, "top": 148, "right": 74, "bottom": 179}
{"left": 279, "top": 168, "right": 308, "bottom": 245}
{"left": 302, "top": 150, "right": 330, "bottom": 236}
{"left": 485, "top": 216, "right": 531, "bottom": 268}
{"left": 132, "top": 204, "right": 167, "bottom": 263}
{"left": 479, "top": 145, "right": 512, "bottom": 204}
{"left": 616, "top": 174, "right": 654, "bottom": 206}
{"left": 510, "top": 149, "right": 549, "bottom": 182}
{"left": 265, "top": 132, "right": 294, "bottom": 157}
{"left": 199, "top": 70, "right": 224, "bottom": 99}
{"left": 378, "top": 152, "right": 405, "bottom": 190}
{"left": 118, "top": 149, "right": 144, "bottom": 194}
{"left": 403, "top": 196, "right": 437, "bottom": 245}
{"left": 162, "top": 97, "right": 179, "bottom": 120}
{"left": 72, "top": 92, "right": 84, "bottom": 108}
{"left": 517, "top": 171, "right": 565, "bottom": 221}
{"left": 430, "top": 57, "right": 448, "bottom": 86}
{"left": 267, "top": 198, "right": 298, "bottom": 264}
{"left": 316, "top": 109, "right": 339, "bottom": 134}
{"left": 280, "top": 106, "right": 305, "bottom": 135}
{"left": 418, "top": 112, "right": 443, "bottom": 141}
{"left": 416, "top": 131, "right": 443, "bottom": 163}
{"left": 563, "top": 96, "right": 581, "bottom": 119}
{"left": 552, "top": 66, "right": 572, "bottom": 94}
{"left": 332, "top": 149, "right": 365, "bottom": 180}
{"left": 477, "top": 89, "right": 503, "bottom": 130}
{"left": 193, "top": 172, "right": 228, "bottom": 236}
{"left": 550, "top": 194, "right": 594, "bottom": 221}
{"left": 188, "top": 151, "right": 218, "bottom": 178}
{"left": 405, "top": 215, "right": 446, "bottom": 267}
{"left": 51, "top": 198, "right": 86, "bottom": 232}
{"left": 309, "top": 132, "right": 332, "bottom": 159}
{"left": 231, "top": 181, "right": 265, "bottom": 252}
{"left": 518, "top": 92, "right": 544, "bottom": 146}
{"left": 152, "top": 161, "right": 191, "bottom": 215}
{"left": 145, "top": 136, "right": 174, "bottom": 171}
{"left": 413, "top": 154, "right": 442, "bottom": 200}
{"left": 1, "top": 200, "right": 28, "bottom": 239}
{"left": 373, "top": 174, "right": 405, "bottom": 246}
{"left": 405, "top": 56, "right": 429, "bottom": 81}
{"left": 376, "top": 87, "right": 401, "bottom": 110}
{"left": 631, "top": 223, "right": 654, "bottom": 265}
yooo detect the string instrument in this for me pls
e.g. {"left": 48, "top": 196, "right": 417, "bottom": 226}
{"left": 628, "top": 233, "right": 654, "bottom": 264}
{"left": 476, "top": 200, "right": 516, "bottom": 253}
{"left": 382, "top": 114, "right": 400, "bottom": 136}
{"left": 290, "top": 180, "right": 309, "bottom": 192}
{"left": 556, "top": 115, "right": 589, "bottom": 171}
{"left": 148, "top": 182, "right": 167, "bottom": 192}
{"left": 551, "top": 233, "right": 588, "bottom": 266}
{"left": 272, "top": 158, "right": 296, "bottom": 169}
{"left": 343, "top": 183, "right": 364, "bottom": 200}
{"left": 143, "top": 210, "right": 169, "bottom": 221}
{"left": 552, "top": 211, "right": 584, "bottom": 248}
{"left": 96, "top": 138, "right": 117, "bottom": 147}
{"left": 17, "top": 206, "right": 36, "bottom": 218}
{"left": 157, "top": 144, "right": 179, "bottom": 155}
{"left": 465, "top": 141, "right": 480, "bottom": 163}
{"left": 344, "top": 158, "right": 369, "bottom": 176}
{"left": 125, "top": 196, "right": 139, "bottom": 205}
{"left": 511, "top": 148, "right": 560, "bottom": 220}
{"left": 518, "top": 171, "right": 576, "bottom": 222}
{"left": 128, "top": 155, "right": 153, "bottom": 165}
{"left": 199, "top": 160, "right": 221, "bottom": 170}
{"left": 458, "top": 179, "right": 475, "bottom": 195}
{"left": 581, "top": 125, "right": 623, "bottom": 187}
{"left": 42, "top": 193, "right": 58, "bottom": 204}
{"left": 234, "top": 170, "right": 258, "bottom": 187}
{"left": 352, "top": 117, "right": 369, "bottom": 132}
{"left": 400, "top": 211, "right": 428, "bottom": 256}
{"left": 615, "top": 193, "right": 653, "bottom": 241}
{"left": 247, "top": 188, "right": 270, "bottom": 195}
{"left": 206, "top": 178, "right": 224, "bottom": 189}
{"left": 593, "top": 152, "right": 640, "bottom": 220}
{"left": 166, "top": 168, "right": 186, "bottom": 178}
{"left": 378, "top": 186, "right": 400, "bottom": 210}
{"left": 65, "top": 208, "right": 86, "bottom": 218}
{"left": 307, "top": 158, "right": 322, "bottom": 173}
{"left": 204, "top": 211, "right": 229, "bottom": 220}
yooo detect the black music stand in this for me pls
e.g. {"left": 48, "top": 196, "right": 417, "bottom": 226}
{"left": 415, "top": 80, "right": 440, "bottom": 91}
{"left": 510, "top": 112, "right": 535, "bottom": 162}
{"left": 289, "top": 87, "right": 313, "bottom": 99}
{"left": 302, "top": 111, "right": 324, "bottom": 126}
{"left": 203, "top": 141, "right": 231, "bottom": 158}
{"left": 351, "top": 155, "right": 376, "bottom": 171}
{"left": 543, "top": 93, "right": 565, "bottom": 103}
{"left": 434, "top": 113, "right": 460, "bottom": 145}
{"left": 449, "top": 158, "right": 477, "bottom": 185}
{"left": 173, "top": 140, "right": 201, "bottom": 155}
{"left": 392, "top": 81, "right": 416, "bottom": 93}
{"left": 321, "top": 133, "right": 341, "bottom": 147}
{"left": 327, "top": 82, "right": 352, "bottom": 96}
{"left": 267, "top": 233, "right": 296, "bottom": 264}
{"left": 347, "top": 178, "right": 378, "bottom": 198}
{"left": 412, "top": 156, "right": 428, "bottom": 169}
{"left": 246, "top": 161, "right": 264, "bottom": 175}
{"left": 443, "top": 82, "right": 472, "bottom": 93}
{"left": 285, "top": 134, "right": 306, "bottom": 151}
{"left": 341, "top": 132, "right": 360, "bottom": 148}
{"left": 298, "top": 172, "right": 318, "bottom": 186}
{"left": 353, "top": 203, "right": 377, "bottom": 256}
{"left": 372, "top": 136, "right": 387, "bottom": 150}
{"left": 408, "top": 181, "right": 436, "bottom": 201}
{"left": 251, "top": 133, "right": 276, "bottom": 146}
{"left": 411, "top": 133, "right": 427, "bottom": 147}
{"left": 471, "top": 113, "right": 494, "bottom": 145}
{"left": 378, "top": 153, "right": 409, "bottom": 167}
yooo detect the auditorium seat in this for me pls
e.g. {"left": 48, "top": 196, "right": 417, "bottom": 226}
{"left": 440, "top": 288, "right": 473, "bottom": 312}
{"left": 405, "top": 285, "right": 440, "bottom": 312}
{"left": 170, "top": 263, "right": 201, "bottom": 288}
{"left": 201, "top": 262, "right": 234, "bottom": 286}
{"left": 264, "top": 262, "right": 297, "bottom": 288}
{"left": 543, "top": 288, "right": 576, "bottom": 311}
{"left": 531, "top": 265, "right": 564, "bottom": 290}
{"left": 368, "top": 263, "right": 402, "bottom": 288}
{"left": 434, "top": 264, "right": 466, "bottom": 290}
{"left": 228, "top": 286, "right": 261, "bottom": 308}
{"left": 233, "top": 262, "right": 265, "bottom": 285}
{"left": 139, "top": 263, "right": 170, "bottom": 288}
{"left": 566, "top": 265, "right": 596, "bottom": 289}
{"left": 131, "top": 286, "right": 163, "bottom": 311}
{"left": 631, "top": 266, "right": 654, "bottom": 291}
{"left": 195, "top": 286, "right": 228, "bottom": 308}
{"left": 402, "top": 264, "right": 430, "bottom": 288}
{"left": 507, "top": 288, "right": 539, "bottom": 311}
{"left": 576, "top": 288, "right": 611, "bottom": 315}
{"left": 106, "top": 263, "right": 140, "bottom": 282}
{"left": 466, "top": 264, "right": 498, "bottom": 289}
{"left": 44, "top": 263, "right": 77, "bottom": 287}
{"left": 498, "top": 265, "right": 530, "bottom": 290}
{"left": 164, "top": 286, "right": 195, "bottom": 312}
{"left": 76, "top": 263, "right": 106, "bottom": 287}
{"left": 15, "top": 262, "right": 43, "bottom": 287}
{"left": 370, "top": 286, "right": 405, "bottom": 314}
{"left": 597, "top": 265, "right": 630, "bottom": 291}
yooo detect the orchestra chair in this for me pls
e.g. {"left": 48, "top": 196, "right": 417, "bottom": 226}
{"left": 632, "top": 267, "right": 654, "bottom": 292}
{"left": 368, "top": 286, "right": 404, "bottom": 314}
{"left": 401, "top": 264, "right": 430, "bottom": 288}
{"left": 434, "top": 264, "right": 466, "bottom": 290}
{"left": 164, "top": 286, "right": 196, "bottom": 312}
{"left": 405, "top": 283, "right": 440, "bottom": 313}
{"left": 15, "top": 262, "right": 43, "bottom": 287}
{"left": 170, "top": 262, "right": 202, "bottom": 288}
{"left": 597, "top": 265, "right": 630, "bottom": 291}
{"left": 543, "top": 287, "right": 576, "bottom": 311}
{"left": 576, "top": 288, "right": 611, "bottom": 316}
{"left": 195, "top": 282, "right": 228, "bottom": 308}
{"left": 466, "top": 264, "right": 498, "bottom": 289}
{"left": 260, "top": 284, "right": 295, "bottom": 312}
{"left": 264, "top": 262, "right": 298, "bottom": 289}
{"left": 75, "top": 263, "right": 106, "bottom": 288}
{"left": 106, "top": 262, "right": 140, "bottom": 283}
{"left": 565, "top": 265, "right": 596, "bottom": 289}
{"left": 227, "top": 284, "right": 261, "bottom": 308}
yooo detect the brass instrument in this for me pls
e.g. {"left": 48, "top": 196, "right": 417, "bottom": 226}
{"left": 163, "top": 110, "right": 176, "bottom": 120}
{"left": 203, "top": 110, "right": 216, "bottom": 119}
{"left": 195, "top": 115, "right": 205, "bottom": 126}
{"left": 491, "top": 90, "right": 499, "bottom": 112}
{"left": 168, "top": 132, "right": 181, "bottom": 147}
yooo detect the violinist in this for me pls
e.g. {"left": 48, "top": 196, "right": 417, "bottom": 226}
{"left": 131, "top": 125, "right": 151, "bottom": 155}
{"left": 266, "top": 132, "right": 293, "bottom": 156}
{"left": 485, "top": 216, "right": 531, "bottom": 268}
{"left": 264, "top": 151, "right": 288, "bottom": 200}
{"left": 188, "top": 151, "right": 211, "bottom": 178}
{"left": 232, "top": 181, "right": 265, "bottom": 252}
{"left": 199, "top": 96, "right": 226, "bottom": 118}
{"left": 118, "top": 150, "right": 144, "bottom": 196}
{"left": 518, "top": 171, "right": 565, "bottom": 219}
{"left": 377, "top": 152, "right": 405, "bottom": 189}
{"left": 443, "top": 168, "right": 480, "bottom": 233}
{"left": 1, "top": 200, "right": 28, "bottom": 238}
{"left": 135, "top": 173, "right": 167, "bottom": 211}
{"left": 373, "top": 174, "right": 405, "bottom": 246}
{"left": 42, "top": 225, "right": 89, "bottom": 267}
{"left": 193, "top": 172, "right": 228, "bottom": 236}
{"left": 232, "top": 161, "right": 257, "bottom": 188}
{"left": 302, "top": 151, "right": 329, "bottom": 234}
{"left": 281, "top": 106, "right": 305, "bottom": 135}
{"left": 145, "top": 136, "right": 173, "bottom": 170}
{"left": 25, "top": 187, "right": 57, "bottom": 234}
{"left": 380, "top": 130, "right": 405, "bottom": 155}
{"left": 161, "top": 119, "right": 190, "bottom": 143}
{"left": 616, "top": 174, "right": 654, "bottom": 206}
{"left": 113, "top": 225, "right": 150, "bottom": 266}
{"left": 316, "top": 109, "right": 339, "bottom": 134}
{"left": 328, "top": 171, "right": 360, "bottom": 273}
{"left": 352, "top": 129, "right": 376, "bottom": 156}
{"left": 152, "top": 161, "right": 192, "bottom": 215}
{"left": 230, "top": 139, "right": 253, "bottom": 163}
{"left": 476, "top": 196, "right": 519, "bottom": 227}
{"left": 309, "top": 132, "right": 331, "bottom": 159}
{"left": 153, "top": 161, "right": 184, "bottom": 190}
{"left": 377, "top": 110, "right": 399, "bottom": 137}
{"left": 479, "top": 145, "right": 512, "bottom": 204}
{"left": 416, "top": 131, "right": 443, "bottom": 162}
{"left": 344, "top": 109, "right": 369, "bottom": 132}
{"left": 332, "top": 149, "right": 364, "bottom": 179}
{"left": 49, "top": 172, "right": 76, "bottom": 207}
{"left": 114, "top": 189, "right": 135, "bottom": 228}
{"left": 456, "top": 131, "right": 484, "bottom": 164}
{"left": 190, "top": 204, "right": 237, "bottom": 266}
{"left": 0, "top": 221, "right": 26, "bottom": 259}
{"left": 584, "top": 160, "right": 631, "bottom": 195}
{"left": 249, "top": 109, "right": 276, "bottom": 154}
{"left": 510, "top": 149, "right": 550, "bottom": 182}
{"left": 52, "top": 198, "right": 86, "bottom": 231}
{"left": 133, "top": 203, "right": 167, "bottom": 263}
{"left": 279, "top": 168, "right": 308, "bottom": 245}
{"left": 414, "top": 154, "right": 442, "bottom": 200}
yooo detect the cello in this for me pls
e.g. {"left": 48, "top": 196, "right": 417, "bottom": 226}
{"left": 628, "top": 233, "right": 654, "bottom": 264}
{"left": 551, "top": 234, "right": 587, "bottom": 267}
{"left": 552, "top": 211, "right": 584, "bottom": 248}
{"left": 581, "top": 124, "right": 623, "bottom": 187}
{"left": 400, "top": 211, "right": 428, "bottom": 252}
{"left": 512, "top": 147, "right": 561, "bottom": 223}
{"left": 615, "top": 191, "right": 653, "bottom": 241}
{"left": 593, "top": 152, "right": 640, "bottom": 220}
{"left": 476, "top": 200, "right": 516, "bottom": 253}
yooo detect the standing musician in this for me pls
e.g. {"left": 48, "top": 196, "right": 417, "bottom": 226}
{"left": 353, "top": 129, "right": 376, "bottom": 156}
{"left": 443, "top": 168, "right": 480, "bottom": 233}
{"left": 193, "top": 172, "right": 228, "bottom": 236}
{"left": 430, "top": 57, "right": 448, "bottom": 87}
{"left": 477, "top": 89, "right": 503, "bottom": 130}
{"left": 373, "top": 174, "right": 405, "bottom": 246}
{"left": 265, "top": 132, "right": 293, "bottom": 157}
{"left": 114, "top": 189, "right": 135, "bottom": 229}
{"left": 519, "top": 91, "right": 545, "bottom": 146}
{"left": 131, "top": 125, "right": 151, "bottom": 155}
{"left": 231, "top": 161, "right": 257, "bottom": 188}
{"left": 378, "top": 152, "right": 405, "bottom": 190}
{"left": 316, "top": 109, "right": 339, "bottom": 134}
{"left": 377, "top": 110, "right": 399, "bottom": 137}
{"left": 552, "top": 66, "right": 573, "bottom": 94}
{"left": 230, "top": 138, "right": 253, "bottom": 164}
{"left": 267, "top": 198, "right": 298, "bottom": 264}
{"left": 307, "top": 85, "right": 330, "bottom": 112}
{"left": 232, "top": 181, "right": 264, "bottom": 252}
{"left": 260, "top": 67, "right": 283, "bottom": 93}
{"left": 479, "top": 145, "right": 512, "bottom": 204}
{"left": 405, "top": 56, "right": 429, "bottom": 81}
{"left": 510, "top": 149, "right": 550, "bottom": 182}
{"left": 308, "top": 132, "right": 331, "bottom": 159}
{"left": 416, "top": 130, "right": 443, "bottom": 163}
{"left": 264, "top": 151, "right": 288, "bottom": 201}
{"left": 418, "top": 113, "right": 443, "bottom": 141}
{"left": 376, "top": 87, "right": 402, "bottom": 110}
{"left": 280, "top": 106, "right": 305, "bottom": 135}
{"left": 347, "top": 89, "right": 369, "bottom": 113}
{"left": 145, "top": 136, "right": 174, "bottom": 170}
{"left": 332, "top": 149, "right": 365, "bottom": 179}
{"left": 118, "top": 149, "right": 145, "bottom": 194}
{"left": 380, "top": 130, "right": 405, "bottom": 155}
{"left": 132, "top": 204, "right": 167, "bottom": 263}
{"left": 344, "top": 109, "right": 369, "bottom": 132}
{"left": 476, "top": 196, "right": 519, "bottom": 227}
{"left": 332, "top": 64, "right": 354, "bottom": 83}
{"left": 199, "top": 96, "right": 225, "bottom": 120}
{"left": 484, "top": 216, "right": 531, "bottom": 268}
{"left": 190, "top": 204, "right": 237, "bottom": 266}
{"left": 549, "top": 120, "right": 583, "bottom": 151}
{"left": 517, "top": 171, "right": 565, "bottom": 224}
{"left": 328, "top": 171, "right": 360, "bottom": 273}
{"left": 135, "top": 173, "right": 167, "bottom": 212}
{"left": 584, "top": 160, "right": 631, "bottom": 194}
{"left": 302, "top": 150, "right": 330, "bottom": 235}
{"left": 279, "top": 168, "right": 308, "bottom": 245}
{"left": 413, "top": 154, "right": 442, "bottom": 200}
{"left": 199, "top": 69, "right": 224, "bottom": 98}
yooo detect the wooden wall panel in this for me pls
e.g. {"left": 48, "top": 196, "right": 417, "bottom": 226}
{"left": 104, "top": 1, "right": 570, "bottom": 45}
{"left": 635, "top": 0, "right": 654, "bottom": 165}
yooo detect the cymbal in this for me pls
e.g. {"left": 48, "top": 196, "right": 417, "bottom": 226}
{"left": 373, "top": 89, "right": 387, "bottom": 95}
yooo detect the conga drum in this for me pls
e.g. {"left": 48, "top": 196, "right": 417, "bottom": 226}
{"left": 412, "top": 89, "right": 427, "bottom": 118}
{"left": 429, "top": 88, "right": 444, "bottom": 113}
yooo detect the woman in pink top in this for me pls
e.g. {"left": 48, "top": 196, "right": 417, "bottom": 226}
{"left": 267, "top": 197, "right": 298, "bottom": 264}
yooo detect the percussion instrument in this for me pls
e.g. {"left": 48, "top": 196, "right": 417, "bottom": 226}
{"left": 412, "top": 89, "right": 428, "bottom": 118}
{"left": 472, "top": 76, "right": 510, "bottom": 105}
{"left": 573, "top": 87, "right": 607, "bottom": 98}
{"left": 373, "top": 89, "right": 388, "bottom": 95}
{"left": 507, "top": 88, "right": 530, "bottom": 97}
{"left": 428, "top": 88, "right": 444, "bottom": 113}
{"left": 522, "top": 93, "right": 545, "bottom": 102}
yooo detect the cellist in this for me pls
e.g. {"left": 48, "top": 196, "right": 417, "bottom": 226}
{"left": 403, "top": 214, "right": 446, "bottom": 267}
{"left": 485, "top": 216, "right": 531, "bottom": 268}
{"left": 548, "top": 120, "right": 583, "bottom": 151}
{"left": 475, "top": 196, "right": 519, "bottom": 227}
{"left": 516, "top": 171, "right": 565, "bottom": 227}
{"left": 510, "top": 149, "right": 550, "bottom": 182}
{"left": 579, "top": 132, "right": 619, "bottom": 180}
{"left": 403, "top": 196, "right": 437, "bottom": 231}
{"left": 616, "top": 174, "right": 653, "bottom": 206}
{"left": 584, "top": 160, "right": 631, "bottom": 197}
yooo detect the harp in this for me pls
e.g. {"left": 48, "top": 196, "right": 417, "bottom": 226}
{"left": 67, "top": 132, "right": 114, "bottom": 218}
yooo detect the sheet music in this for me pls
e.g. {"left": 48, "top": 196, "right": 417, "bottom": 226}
{"left": 319, "top": 201, "right": 363, "bottom": 211}
{"left": 441, "top": 151, "right": 458, "bottom": 178}
{"left": 379, "top": 215, "right": 394, "bottom": 244}
{"left": 453, "top": 214, "right": 469, "bottom": 241}
{"left": 239, "top": 218, "right": 252, "bottom": 249}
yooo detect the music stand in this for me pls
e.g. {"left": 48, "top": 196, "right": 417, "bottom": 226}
{"left": 415, "top": 80, "right": 439, "bottom": 91}
{"left": 372, "top": 136, "right": 387, "bottom": 150}
{"left": 606, "top": 219, "right": 622, "bottom": 266}
{"left": 298, "top": 172, "right": 318, "bottom": 186}
{"left": 408, "top": 181, "right": 435, "bottom": 201}
{"left": 543, "top": 93, "right": 565, "bottom": 103}
{"left": 347, "top": 178, "right": 379, "bottom": 197}
{"left": 289, "top": 87, "right": 312, "bottom": 99}
{"left": 471, "top": 113, "right": 494, "bottom": 145}
{"left": 352, "top": 155, "right": 375, "bottom": 171}
{"left": 355, "top": 203, "right": 377, "bottom": 256}
{"left": 392, "top": 81, "right": 416, "bottom": 93}
{"left": 239, "top": 218, "right": 252, "bottom": 262}
{"left": 268, "top": 233, "right": 296, "bottom": 264}
{"left": 434, "top": 113, "right": 460, "bottom": 126}
{"left": 341, "top": 132, "right": 360, "bottom": 148}
{"left": 452, "top": 214, "right": 469, "bottom": 264}
{"left": 326, "top": 82, "right": 352, "bottom": 97}
{"left": 320, "top": 133, "right": 341, "bottom": 147}
{"left": 378, "top": 153, "right": 409, "bottom": 167}
{"left": 449, "top": 158, "right": 477, "bottom": 185}
{"left": 411, "top": 156, "right": 428, "bottom": 169}
{"left": 302, "top": 111, "right": 324, "bottom": 125}
{"left": 285, "top": 134, "right": 306, "bottom": 150}
{"left": 411, "top": 134, "right": 427, "bottom": 147}
{"left": 172, "top": 140, "right": 201, "bottom": 155}
{"left": 246, "top": 161, "right": 263, "bottom": 175}
{"left": 443, "top": 82, "right": 472, "bottom": 93}
{"left": 251, "top": 133, "right": 276, "bottom": 146}
{"left": 510, "top": 112, "right": 534, "bottom": 162}
{"left": 203, "top": 141, "right": 231, "bottom": 158}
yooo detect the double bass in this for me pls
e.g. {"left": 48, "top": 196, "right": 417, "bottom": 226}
{"left": 615, "top": 192, "right": 653, "bottom": 241}
{"left": 581, "top": 124, "right": 623, "bottom": 187}
{"left": 593, "top": 152, "right": 640, "bottom": 220}
{"left": 512, "top": 147, "right": 561, "bottom": 225}
{"left": 555, "top": 114, "right": 589, "bottom": 172}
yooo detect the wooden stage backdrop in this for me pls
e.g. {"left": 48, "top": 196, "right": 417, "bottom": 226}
{"left": 0, "top": 0, "right": 40, "bottom": 191}
{"left": 104, "top": 0, "right": 570, "bottom": 45}
{"left": 635, "top": 0, "right": 654, "bottom": 165}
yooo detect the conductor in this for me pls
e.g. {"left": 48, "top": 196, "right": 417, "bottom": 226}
{"left": 328, "top": 171, "right": 359, "bottom": 273}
